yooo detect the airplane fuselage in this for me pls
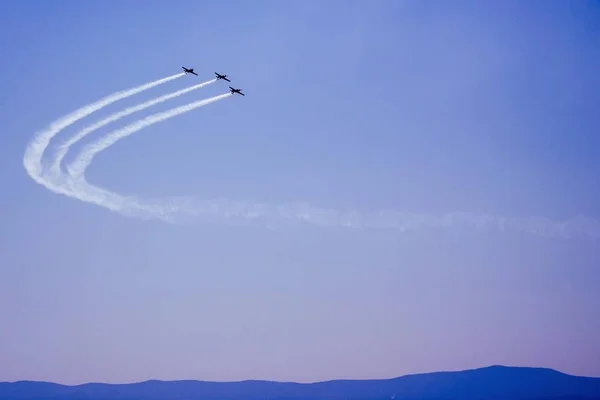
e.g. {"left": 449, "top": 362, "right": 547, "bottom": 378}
{"left": 229, "top": 86, "right": 245, "bottom": 96}
{"left": 182, "top": 67, "right": 198, "bottom": 76}
{"left": 215, "top": 72, "right": 231, "bottom": 82}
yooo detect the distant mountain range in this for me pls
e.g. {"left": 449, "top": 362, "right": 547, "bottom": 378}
{"left": 1, "top": 365, "right": 600, "bottom": 400}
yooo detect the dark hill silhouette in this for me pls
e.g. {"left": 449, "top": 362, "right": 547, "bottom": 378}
{"left": 1, "top": 365, "right": 600, "bottom": 400}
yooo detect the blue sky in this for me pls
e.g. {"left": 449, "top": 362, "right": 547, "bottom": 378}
{"left": 1, "top": 0, "right": 599, "bottom": 384}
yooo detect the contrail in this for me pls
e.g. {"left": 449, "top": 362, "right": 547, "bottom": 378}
{"left": 48, "top": 78, "right": 217, "bottom": 181}
{"left": 54, "top": 93, "right": 233, "bottom": 222}
{"left": 22, "top": 75, "right": 600, "bottom": 239}
{"left": 67, "top": 92, "right": 232, "bottom": 182}
{"left": 23, "top": 72, "right": 185, "bottom": 190}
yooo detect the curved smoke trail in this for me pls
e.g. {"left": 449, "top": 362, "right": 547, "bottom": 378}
{"left": 57, "top": 92, "right": 233, "bottom": 222}
{"left": 67, "top": 93, "right": 231, "bottom": 181}
{"left": 22, "top": 74, "right": 600, "bottom": 238}
{"left": 64, "top": 92, "right": 600, "bottom": 238}
{"left": 23, "top": 72, "right": 184, "bottom": 195}
{"left": 48, "top": 79, "right": 217, "bottom": 181}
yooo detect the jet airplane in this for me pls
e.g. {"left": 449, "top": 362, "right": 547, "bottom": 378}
{"left": 215, "top": 72, "right": 231, "bottom": 82}
{"left": 229, "top": 86, "right": 245, "bottom": 96}
{"left": 182, "top": 67, "right": 198, "bottom": 76}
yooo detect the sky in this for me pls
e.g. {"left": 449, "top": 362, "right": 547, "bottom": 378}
{"left": 1, "top": 0, "right": 599, "bottom": 385}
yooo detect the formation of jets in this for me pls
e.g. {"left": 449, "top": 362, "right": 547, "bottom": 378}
{"left": 182, "top": 66, "right": 245, "bottom": 96}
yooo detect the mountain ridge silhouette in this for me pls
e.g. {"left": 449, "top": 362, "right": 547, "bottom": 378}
{"left": 2, "top": 365, "right": 599, "bottom": 400}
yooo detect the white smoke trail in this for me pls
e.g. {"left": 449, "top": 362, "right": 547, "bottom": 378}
{"left": 48, "top": 93, "right": 233, "bottom": 222}
{"left": 61, "top": 93, "right": 600, "bottom": 238}
{"left": 22, "top": 75, "right": 600, "bottom": 238}
{"left": 23, "top": 73, "right": 184, "bottom": 186}
{"left": 48, "top": 78, "right": 217, "bottom": 181}
{"left": 67, "top": 92, "right": 232, "bottom": 181}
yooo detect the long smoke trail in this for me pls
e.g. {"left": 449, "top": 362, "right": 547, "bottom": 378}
{"left": 23, "top": 73, "right": 185, "bottom": 190}
{"left": 48, "top": 93, "right": 233, "bottom": 222}
{"left": 22, "top": 76, "right": 600, "bottom": 238}
{"left": 61, "top": 86, "right": 600, "bottom": 238}
{"left": 67, "top": 92, "right": 232, "bottom": 181}
{"left": 48, "top": 78, "right": 217, "bottom": 181}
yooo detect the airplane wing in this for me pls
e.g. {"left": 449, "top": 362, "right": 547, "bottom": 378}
{"left": 224, "top": 77, "right": 231, "bottom": 82}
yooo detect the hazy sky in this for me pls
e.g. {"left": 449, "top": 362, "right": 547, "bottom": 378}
{"left": 1, "top": 0, "right": 599, "bottom": 385}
